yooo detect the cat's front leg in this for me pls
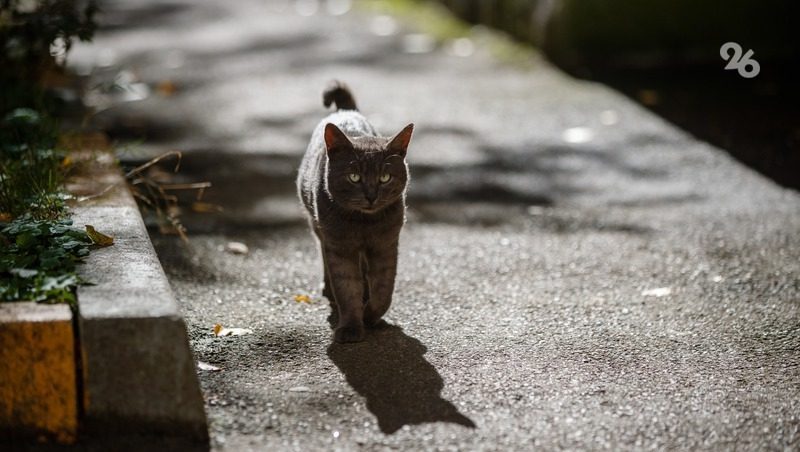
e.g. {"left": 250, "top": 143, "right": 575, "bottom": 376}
{"left": 363, "top": 243, "right": 398, "bottom": 327}
{"left": 325, "top": 245, "right": 365, "bottom": 343}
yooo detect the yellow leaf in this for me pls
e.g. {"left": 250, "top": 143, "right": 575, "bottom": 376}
{"left": 157, "top": 80, "right": 177, "bottom": 97}
{"left": 294, "top": 294, "right": 312, "bottom": 304}
{"left": 637, "top": 89, "right": 660, "bottom": 106}
{"left": 213, "top": 323, "right": 252, "bottom": 337}
{"left": 85, "top": 224, "right": 114, "bottom": 246}
{"left": 191, "top": 202, "right": 223, "bottom": 213}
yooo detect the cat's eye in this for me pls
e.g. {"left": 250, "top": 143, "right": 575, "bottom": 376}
{"left": 347, "top": 173, "right": 361, "bottom": 183}
{"left": 379, "top": 173, "right": 391, "bottom": 183}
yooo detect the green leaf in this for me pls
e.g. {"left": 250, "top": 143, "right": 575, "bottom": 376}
{"left": 1, "top": 215, "right": 93, "bottom": 304}
{"left": 3, "top": 108, "right": 41, "bottom": 126}
{"left": 61, "top": 240, "right": 83, "bottom": 250}
{"left": 64, "top": 229, "right": 91, "bottom": 242}
{"left": 10, "top": 268, "right": 38, "bottom": 278}
{"left": 40, "top": 274, "right": 77, "bottom": 291}
{"left": 49, "top": 224, "right": 71, "bottom": 234}
{"left": 15, "top": 232, "right": 36, "bottom": 249}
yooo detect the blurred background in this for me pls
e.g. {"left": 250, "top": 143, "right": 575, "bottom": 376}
{"left": 2, "top": 1, "right": 797, "bottom": 221}
{"left": 435, "top": 0, "right": 800, "bottom": 188}
{"left": 19, "top": 0, "right": 796, "bottom": 193}
{"left": 48, "top": 0, "right": 798, "bottom": 232}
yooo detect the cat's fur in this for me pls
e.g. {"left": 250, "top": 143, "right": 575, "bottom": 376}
{"left": 297, "top": 82, "right": 413, "bottom": 343}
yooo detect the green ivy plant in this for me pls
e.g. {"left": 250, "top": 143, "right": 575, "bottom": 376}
{"left": 0, "top": 215, "right": 91, "bottom": 304}
{"left": 0, "top": 1, "right": 100, "bottom": 304}
{"left": 0, "top": 108, "right": 67, "bottom": 220}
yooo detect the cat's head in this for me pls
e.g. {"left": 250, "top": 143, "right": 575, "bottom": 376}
{"left": 324, "top": 123, "right": 413, "bottom": 214}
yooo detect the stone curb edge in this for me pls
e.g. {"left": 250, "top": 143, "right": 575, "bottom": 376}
{"left": 0, "top": 153, "right": 208, "bottom": 447}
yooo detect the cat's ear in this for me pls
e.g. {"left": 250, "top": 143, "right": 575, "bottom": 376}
{"left": 388, "top": 123, "right": 414, "bottom": 157}
{"left": 324, "top": 123, "right": 352, "bottom": 153}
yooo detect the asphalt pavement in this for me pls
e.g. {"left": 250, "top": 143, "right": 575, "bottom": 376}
{"left": 70, "top": 0, "right": 800, "bottom": 450}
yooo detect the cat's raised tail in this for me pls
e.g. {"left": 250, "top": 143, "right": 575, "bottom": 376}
{"left": 323, "top": 81, "right": 358, "bottom": 111}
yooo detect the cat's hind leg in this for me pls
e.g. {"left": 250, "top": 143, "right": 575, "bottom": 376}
{"left": 360, "top": 254, "right": 387, "bottom": 328}
{"left": 315, "top": 229, "right": 337, "bottom": 328}
{"left": 314, "top": 227, "right": 335, "bottom": 301}
{"left": 363, "top": 244, "right": 398, "bottom": 327}
{"left": 322, "top": 249, "right": 338, "bottom": 328}
{"left": 360, "top": 253, "right": 370, "bottom": 305}
{"left": 322, "top": 259, "right": 334, "bottom": 302}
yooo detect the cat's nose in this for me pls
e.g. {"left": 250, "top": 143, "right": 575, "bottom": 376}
{"left": 365, "top": 193, "right": 377, "bottom": 204}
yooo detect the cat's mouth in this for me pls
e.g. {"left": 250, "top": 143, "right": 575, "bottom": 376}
{"left": 359, "top": 206, "right": 381, "bottom": 214}
{"left": 355, "top": 201, "right": 384, "bottom": 214}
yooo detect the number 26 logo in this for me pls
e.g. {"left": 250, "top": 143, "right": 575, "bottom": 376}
{"left": 720, "top": 42, "right": 760, "bottom": 78}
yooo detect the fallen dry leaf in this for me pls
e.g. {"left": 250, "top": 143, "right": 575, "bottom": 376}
{"left": 642, "top": 287, "right": 672, "bottom": 297}
{"left": 197, "top": 361, "right": 220, "bottom": 371}
{"left": 637, "top": 89, "right": 660, "bottom": 106}
{"left": 86, "top": 224, "right": 114, "bottom": 246}
{"left": 156, "top": 79, "right": 177, "bottom": 97}
{"left": 226, "top": 241, "right": 249, "bottom": 255}
{"left": 213, "top": 323, "right": 252, "bottom": 337}
{"left": 192, "top": 201, "right": 223, "bottom": 213}
{"left": 294, "top": 294, "right": 312, "bottom": 304}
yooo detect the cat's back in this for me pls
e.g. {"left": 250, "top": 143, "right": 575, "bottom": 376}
{"left": 312, "top": 110, "right": 376, "bottom": 145}
{"left": 297, "top": 110, "right": 377, "bottom": 216}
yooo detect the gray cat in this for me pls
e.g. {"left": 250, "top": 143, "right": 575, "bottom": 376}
{"left": 297, "top": 82, "right": 414, "bottom": 343}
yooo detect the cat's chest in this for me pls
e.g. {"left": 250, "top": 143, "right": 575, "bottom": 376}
{"left": 318, "top": 204, "right": 403, "bottom": 245}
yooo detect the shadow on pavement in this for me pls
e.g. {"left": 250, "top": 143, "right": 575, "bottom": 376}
{"left": 327, "top": 324, "right": 476, "bottom": 434}
{"left": 7, "top": 434, "right": 208, "bottom": 452}
{"left": 133, "top": 141, "right": 661, "bottom": 234}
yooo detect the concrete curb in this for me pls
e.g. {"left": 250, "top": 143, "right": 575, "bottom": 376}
{"left": 70, "top": 155, "right": 208, "bottom": 445}
{"left": 1, "top": 151, "right": 207, "bottom": 446}
{"left": 0, "top": 303, "right": 78, "bottom": 443}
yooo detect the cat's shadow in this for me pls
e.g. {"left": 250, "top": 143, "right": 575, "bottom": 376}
{"left": 326, "top": 323, "right": 476, "bottom": 434}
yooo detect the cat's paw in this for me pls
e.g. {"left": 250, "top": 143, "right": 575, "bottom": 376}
{"left": 363, "top": 307, "right": 385, "bottom": 328}
{"left": 334, "top": 325, "right": 365, "bottom": 343}
{"left": 364, "top": 318, "right": 388, "bottom": 329}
